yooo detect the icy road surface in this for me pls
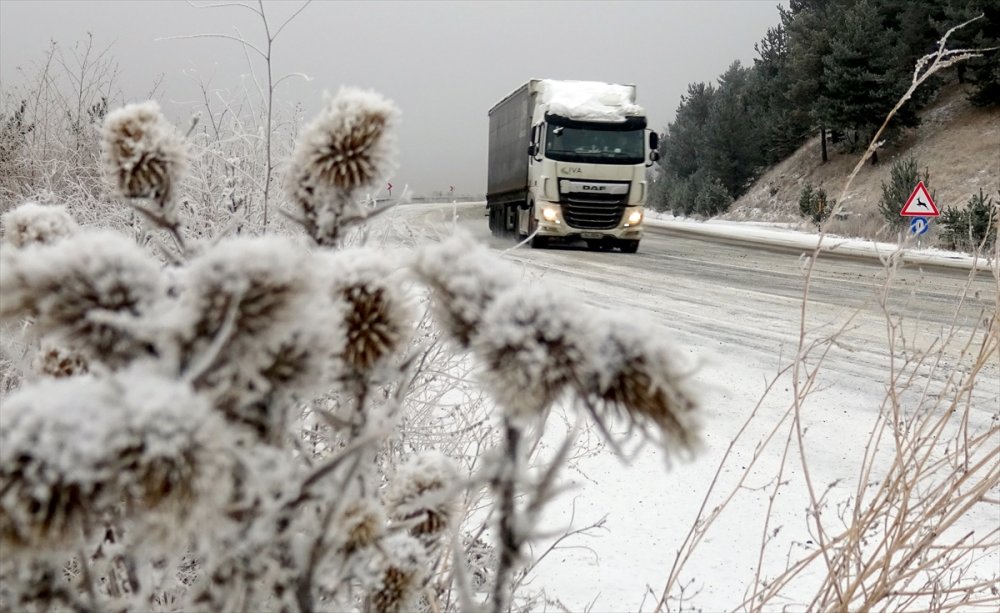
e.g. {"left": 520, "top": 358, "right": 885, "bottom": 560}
{"left": 384, "top": 202, "right": 999, "bottom": 611}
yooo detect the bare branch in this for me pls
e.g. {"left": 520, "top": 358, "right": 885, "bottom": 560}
{"left": 156, "top": 33, "right": 267, "bottom": 59}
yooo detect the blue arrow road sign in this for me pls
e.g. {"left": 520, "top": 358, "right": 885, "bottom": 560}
{"left": 909, "top": 217, "right": 929, "bottom": 236}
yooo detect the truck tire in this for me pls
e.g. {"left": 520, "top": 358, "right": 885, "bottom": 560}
{"left": 620, "top": 240, "right": 639, "bottom": 254}
{"left": 527, "top": 208, "right": 547, "bottom": 248}
{"left": 505, "top": 204, "right": 518, "bottom": 238}
{"left": 488, "top": 204, "right": 498, "bottom": 236}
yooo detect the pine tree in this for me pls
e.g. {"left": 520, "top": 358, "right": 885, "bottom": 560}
{"left": 785, "top": 0, "right": 842, "bottom": 162}
{"left": 749, "top": 12, "right": 812, "bottom": 165}
{"left": 817, "top": 0, "right": 919, "bottom": 163}
{"left": 940, "top": 0, "right": 1000, "bottom": 106}
{"left": 660, "top": 82, "right": 716, "bottom": 180}
{"left": 703, "top": 61, "right": 763, "bottom": 198}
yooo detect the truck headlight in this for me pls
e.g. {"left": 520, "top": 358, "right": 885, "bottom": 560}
{"left": 542, "top": 207, "right": 559, "bottom": 222}
{"left": 627, "top": 210, "right": 643, "bottom": 224}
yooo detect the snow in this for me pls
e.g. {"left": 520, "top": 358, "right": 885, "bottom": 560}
{"left": 538, "top": 79, "right": 644, "bottom": 122}
{"left": 644, "top": 209, "right": 992, "bottom": 271}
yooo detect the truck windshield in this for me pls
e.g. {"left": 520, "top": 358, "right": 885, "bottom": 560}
{"left": 544, "top": 124, "right": 644, "bottom": 165}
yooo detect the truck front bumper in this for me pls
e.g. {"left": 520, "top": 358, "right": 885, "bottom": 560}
{"left": 534, "top": 202, "right": 644, "bottom": 241}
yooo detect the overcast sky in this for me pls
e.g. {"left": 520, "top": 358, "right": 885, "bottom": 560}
{"left": 1, "top": 0, "right": 784, "bottom": 196}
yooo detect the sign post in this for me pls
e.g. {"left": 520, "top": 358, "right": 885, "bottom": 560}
{"left": 386, "top": 182, "right": 393, "bottom": 197}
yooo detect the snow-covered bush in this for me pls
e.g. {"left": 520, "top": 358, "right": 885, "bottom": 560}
{"left": 0, "top": 86, "right": 701, "bottom": 613}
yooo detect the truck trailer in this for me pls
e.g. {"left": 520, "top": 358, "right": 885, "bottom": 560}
{"left": 486, "top": 79, "right": 659, "bottom": 253}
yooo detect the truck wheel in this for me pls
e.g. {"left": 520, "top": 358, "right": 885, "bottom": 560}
{"left": 487, "top": 204, "right": 498, "bottom": 236}
{"left": 620, "top": 240, "right": 639, "bottom": 254}
{"left": 527, "top": 209, "right": 546, "bottom": 248}
{"left": 506, "top": 205, "right": 518, "bottom": 238}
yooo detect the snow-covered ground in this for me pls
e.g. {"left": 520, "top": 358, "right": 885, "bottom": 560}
{"left": 391, "top": 202, "right": 999, "bottom": 611}
{"left": 644, "top": 209, "right": 993, "bottom": 271}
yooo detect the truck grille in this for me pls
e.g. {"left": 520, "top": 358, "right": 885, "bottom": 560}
{"left": 559, "top": 183, "right": 629, "bottom": 230}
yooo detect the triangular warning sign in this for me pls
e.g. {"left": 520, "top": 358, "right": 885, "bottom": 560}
{"left": 900, "top": 181, "right": 939, "bottom": 217}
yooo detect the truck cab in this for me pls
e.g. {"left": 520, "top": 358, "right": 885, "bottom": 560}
{"left": 487, "top": 79, "right": 659, "bottom": 253}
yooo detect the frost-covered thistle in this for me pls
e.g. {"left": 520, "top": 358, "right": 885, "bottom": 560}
{"left": 171, "top": 236, "right": 344, "bottom": 442}
{"left": 31, "top": 339, "right": 89, "bottom": 378}
{"left": 322, "top": 250, "right": 412, "bottom": 377}
{"left": 370, "top": 533, "right": 429, "bottom": 613}
{"left": 585, "top": 319, "right": 700, "bottom": 451}
{"left": 412, "top": 233, "right": 517, "bottom": 347}
{"left": 0, "top": 202, "right": 78, "bottom": 248}
{"left": 0, "top": 371, "right": 229, "bottom": 554}
{"left": 100, "top": 101, "right": 187, "bottom": 221}
{"left": 473, "top": 286, "right": 597, "bottom": 418}
{"left": 175, "top": 236, "right": 319, "bottom": 344}
{"left": 286, "top": 87, "right": 399, "bottom": 246}
{"left": 385, "top": 450, "right": 459, "bottom": 548}
{"left": 337, "top": 498, "right": 387, "bottom": 556}
{"left": 0, "top": 230, "right": 163, "bottom": 368}
{"left": 184, "top": 447, "right": 306, "bottom": 612}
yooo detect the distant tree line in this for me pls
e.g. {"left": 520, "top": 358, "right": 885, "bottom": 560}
{"left": 652, "top": 0, "right": 999, "bottom": 217}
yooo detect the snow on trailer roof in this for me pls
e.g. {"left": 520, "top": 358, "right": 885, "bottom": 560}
{"left": 537, "top": 79, "right": 644, "bottom": 122}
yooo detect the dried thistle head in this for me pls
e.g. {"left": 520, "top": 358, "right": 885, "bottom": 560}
{"left": 1, "top": 202, "right": 78, "bottom": 248}
{"left": 32, "top": 339, "right": 89, "bottom": 378}
{"left": 472, "top": 286, "right": 596, "bottom": 419}
{"left": 337, "top": 498, "right": 386, "bottom": 556}
{"left": 286, "top": 87, "right": 399, "bottom": 246}
{"left": 208, "top": 324, "right": 340, "bottom": 445}
{"left": 322, "top": 251, "right": 412, "bottom": 377}
{"left": 0, "top": 230, "right": 163, "bottom": 369}
{"left": 171, "top": 237, "right": 343, "bottom": 443}
{"left": 370, "top": 533, "right": 428, "bottom": 613}
{"left": 100, "top": 101, "right": 187, "bottom": 219}
{"left": 412, "top": 232, "right": 517, "bottom": 347}
{"left": 583, "top": 320, "right": 700, "bottom": 452}
{"left": 385, "top": 450, "right": 459, "bottom": 548}
{"left": 176, "top": 236, "right": 324, "bottom": 349}
{"left": 0, "top": 371, "right": 230, "bottom": 555}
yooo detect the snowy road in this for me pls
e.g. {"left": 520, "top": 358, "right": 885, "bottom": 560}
{"left": 385, "top": 202, "right": 999, "bottom": 611}
{"left": 396, "top": 202, "right": 995, "bottom": 386}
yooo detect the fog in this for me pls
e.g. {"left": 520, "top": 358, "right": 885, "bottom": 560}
{"left": 1, "top": 1, "right": 783, "bottom": 196}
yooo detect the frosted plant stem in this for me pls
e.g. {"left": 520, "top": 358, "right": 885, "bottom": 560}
{"left": 184, "top": 290, "right": 242, "bottom": 386}
{"left": 130, "top": 200, "right": 187, "bottom": 258}
{"left": 491, "top": 418, "right": 521, "bottom": 613}
{"left": 78, "top": 547, "right": 101, "bottom": 613}
{"left": 259, "top": 0, "right": 272, "bottom": 232}
{"left": 296, "top": 451, "right": 366, "bottom": 613}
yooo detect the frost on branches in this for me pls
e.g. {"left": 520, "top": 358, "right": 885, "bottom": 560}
{"left": 0, "top": 86, "right": 701, "bottom": 613}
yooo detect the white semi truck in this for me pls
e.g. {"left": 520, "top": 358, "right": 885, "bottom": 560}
{"left": 486, "top": 79, "right": 659, "bottom": 253}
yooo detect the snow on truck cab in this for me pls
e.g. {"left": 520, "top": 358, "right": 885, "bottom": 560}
{"left": 486, "top": 79, "right": 660, "bottom": 253}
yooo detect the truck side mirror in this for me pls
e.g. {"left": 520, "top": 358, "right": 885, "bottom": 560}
{"left": 649, "top": 131, "right": 659, "bottom": 151}
{"left": 527, "top": 143, "right": 537, "bottom": 157}
{"left": 646, "top": 150, "right": 661, "bottom": 167}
